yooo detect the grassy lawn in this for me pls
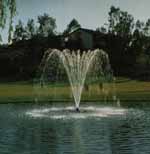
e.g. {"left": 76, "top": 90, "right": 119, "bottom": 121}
{"left": 0, "top": 78, "right": 150, "bottom": 103}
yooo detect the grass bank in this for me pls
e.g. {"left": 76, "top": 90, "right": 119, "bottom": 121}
{"left": 0, "top": 78, "right": 150, "bottom": 103}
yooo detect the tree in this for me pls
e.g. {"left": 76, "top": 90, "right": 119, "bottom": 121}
{"left": 108, "top": 6, "right": 134, "bottom": 37}
{"left": 63, "top": 18, "right": 81, "bottom": 34}
{"left": 134, "top": 20, "right": 144, "bottom": 36}
{"left": 25, "top": 19, "right": 36, "bottom": 39}
{"left": 0, "top": 35, "right": 2, "bottom": 44}
{"left": 13, "top": 20, "right": 27, "bottom": 42}
{"left": 37, "top": 13, "right": 56, "bottom": 37}
{"left": 0, "top": 0, "right": 16, "bottom": 42}
{"left": 132, "top": 20, "right": 147, "bottom": 56}
{"left": 96, "top": 26, "right": 107, "bottom": 33}
{"left": 143, "top": 19, "right": 150, "bottom": 36}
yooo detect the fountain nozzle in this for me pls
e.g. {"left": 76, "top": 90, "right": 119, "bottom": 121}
{"left": 76, "top": 107, "right": 80, "bottom": 112}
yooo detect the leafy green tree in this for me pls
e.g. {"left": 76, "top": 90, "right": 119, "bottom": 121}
{"left": 63, "top": 18, "right": 81, "bottom": 34}
{"left": 13, "top": 20, "right": 27, "bottom": 42}
{"left": 132, "top": 20, "right": 147, "bottom": 56}
{"left": 25, "top": 19, "right": 36, "bottom": 39}
{"left": 0, "top": 0, "right": 16, "bottom": 43}
{"left": 37, "top": 13, "right": 56, "bottom": 37}
{"left": 96, "top": 26, "right": 107, "bottom": 33}
{"left": 134, "top": 20, "right": 144, "bottom": 35}
{"left": 143, "top": 19, "right": 150, "bottom": 36}
{"left": 108, "top": 6, "right": 134, "bottom": 37}
{"left": 0, "top": 34, "right": 2, "bottom": 44}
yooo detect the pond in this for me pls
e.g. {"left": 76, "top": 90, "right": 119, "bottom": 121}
{"left": 0, "top": 102, "right": 150, "bottom": 154}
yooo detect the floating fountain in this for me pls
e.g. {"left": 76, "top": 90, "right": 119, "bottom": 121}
{"left": 38, "top": 49, "right": 112, "bottom": 111}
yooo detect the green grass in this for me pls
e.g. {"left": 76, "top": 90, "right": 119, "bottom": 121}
{"left": 0, "top": 78, "right": 150, "bottom": 103}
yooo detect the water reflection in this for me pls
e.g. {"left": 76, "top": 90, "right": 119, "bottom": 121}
{"left": 0, "top": 103, "right": 150, "bottom": 154}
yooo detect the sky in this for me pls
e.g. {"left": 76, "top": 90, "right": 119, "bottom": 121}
{"left": 2, "top": 0, "right": 150, "bottom": 43}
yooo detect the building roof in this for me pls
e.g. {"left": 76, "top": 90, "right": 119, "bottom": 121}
{"left": 70, "top": 27, "right": 94, "bottom": 34}
{"left": 64, "top": 27, "right": 95, "bottom": 37}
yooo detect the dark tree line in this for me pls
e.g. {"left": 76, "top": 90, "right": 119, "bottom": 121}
{"left": 1, "top": 6, "right": 150, "bottom": 80}
{"left": 12, "top": 13, "right": 57, "bottom": 42}
{"left": 94, "top": 6, "right": 150, "bottom": 79}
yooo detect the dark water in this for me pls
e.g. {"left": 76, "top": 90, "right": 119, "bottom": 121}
{"left": 0, "top": 103, "right": 150, "bottom": 154}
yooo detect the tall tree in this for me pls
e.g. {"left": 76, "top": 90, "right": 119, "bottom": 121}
{"left": 108, "top": 6, "right": 134, "bottom": 37}
{"left": 63, "top": 18, "right": 81, "bottom": 34}
{"left": 96, "top": 26, "right": 107, "bottom": 33}
{"left": 143, "top": 19, "right": 150, "bottom": 36}
{"left": 37, "top": 13, "right": 56, "bottom": 37}
{"left": 0, "top": 0, "right": 16, "bottom": 43}
{"left": 135, "top": 20, "right": 144, "bottom": 35}
{"left": 132, "top": 20, "right": 150, "bottom": 56}
{"left": 25, "top": 18, "right": 36, "bottom": 39}
{"left": 13, "top": 20, "right": 27, "bottom": 42}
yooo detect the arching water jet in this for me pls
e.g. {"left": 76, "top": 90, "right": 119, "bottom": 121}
{"left": 38, "top": 49, "right": 112, "bottom": 111}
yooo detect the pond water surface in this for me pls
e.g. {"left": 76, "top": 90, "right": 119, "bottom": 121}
{"left": 0, "top": 103, "right": 150, "bottom": 154}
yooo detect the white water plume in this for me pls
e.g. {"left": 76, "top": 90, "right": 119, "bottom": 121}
{"left": 38, "top": 49, "right": 112, "bottom": 109}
